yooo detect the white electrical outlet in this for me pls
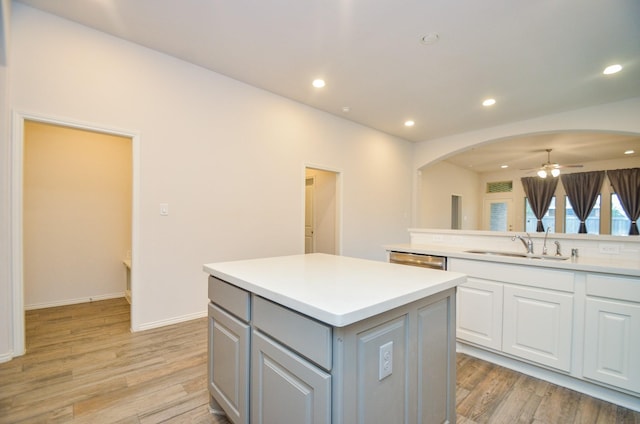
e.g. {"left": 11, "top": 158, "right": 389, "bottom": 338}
{"left": 599, "top": 243, "right": 620, "bottom": 254}
{"left": 160, "top": 203, "right": 169, "bottom": 216}
{"left": 378, "top": 341, "right": 393, "bottom": 381}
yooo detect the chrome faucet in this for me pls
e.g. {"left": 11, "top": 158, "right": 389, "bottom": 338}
{"left": 554, "top": 240, "right": 562, "bottom": 256}
{"left": 512, "top": 232, "right": 534, "bottom": 254}
{"left": 542, "top": 227, "right": 551, "bottom": 255}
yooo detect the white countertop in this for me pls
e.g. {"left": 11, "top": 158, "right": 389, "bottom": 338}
{"left": 203, "top": 253, "right": 466, "bottom": 327}
{"left": 385, "top": 243, "right": 640, "bottom": 277}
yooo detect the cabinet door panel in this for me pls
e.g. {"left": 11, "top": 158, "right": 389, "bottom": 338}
{"left": 209, "top": 304, "right": 250, "bottom": 424}
{"left": 503, "top": 285, "right": 573, "bottom": 372}
{"left": 457, "top": 278, "right": 503, "bottom": 350}
{"left": 252, "top": 330, "right": 331, "bottom": 424}
{"left": 418, "top": 297, "right": 455, "bottom": 424}
{"left": 584, "top": 298, "right": 640, "bottom": 393}
{"left": 355, "top": 315, "right": 408, "bottom": 424}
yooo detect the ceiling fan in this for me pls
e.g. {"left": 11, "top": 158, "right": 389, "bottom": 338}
{"left": 528, "top": 149, "right": 583, "bottom": 178}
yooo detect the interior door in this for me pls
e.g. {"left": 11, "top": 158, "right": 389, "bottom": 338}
{"left": 483, "top": 198, "right": 513, "bottom": 232}
{"left": 305, "top": 177, "right": 315, "bottom": 253}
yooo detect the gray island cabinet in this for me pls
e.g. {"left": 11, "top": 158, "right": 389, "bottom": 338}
{"left": 203, "top": 253, "right": 466, "bottom": 424}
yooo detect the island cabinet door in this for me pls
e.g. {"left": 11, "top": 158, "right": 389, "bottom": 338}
{"left": 208, "top": 303, "right": 250, "bottom": 424}
{"left": 251, "top": 330, "right": 331, "bottom": 424}
{"left": 502, "top": 285, "right": 573, "bottom": 372}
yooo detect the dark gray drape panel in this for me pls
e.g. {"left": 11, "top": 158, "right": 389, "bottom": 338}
{"left": 521, "top": 176, "right": 558, "bottom": 232}
{"left": 607, "top": 168, "right": 640, "bottom": 235}
{"left": 561, "top": 171, "right": 605, "bottom": 234}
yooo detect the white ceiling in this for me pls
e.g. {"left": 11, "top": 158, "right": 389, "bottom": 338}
{"left": 14, "top": 0, "right": 640, "bottom": 170}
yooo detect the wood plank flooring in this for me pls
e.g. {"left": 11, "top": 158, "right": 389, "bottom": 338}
{"left": 1, "top": 298, "right": 638, "bottom": 423}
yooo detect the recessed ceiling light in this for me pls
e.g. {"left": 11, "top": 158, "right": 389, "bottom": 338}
{"left": 342, "top": 106, "right": 350, "bottom": 113}
{"left": 482, "top": 98, "right": 496, "bottom": 107}
{"left": 624, "top": 149, "right": 635, "bottom": 155}
{"left": 501, "top": 165, "right": 509, "bottom": 169}
{"left": 312, "top": 79, "right": 326, "bottom": 88}
{"left": 603, "top": 64, "right": 622, "bottom": 75}
{"left": 404, "top": 120, "right": 415, "bottom": 127}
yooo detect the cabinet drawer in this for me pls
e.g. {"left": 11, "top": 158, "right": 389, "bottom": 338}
{"left": 449, "top": 258, "right": 574, "bottom": 292}
{"left": 586, "top": 273, "right": 640, "bottom": 302}
{"left": 208, "top": 276, "right": 250, "bottom": 321}
{"left": 252, "top": 296, "right": 332, "bottom": 371}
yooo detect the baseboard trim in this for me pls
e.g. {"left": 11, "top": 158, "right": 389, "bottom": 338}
{"left": 24, "top": 292, "right": 126, "bottom": 310}
{"left": 135, "top": 310, "right": 207, "bottom": 332}
{"left": 0, "top": 351, "right": 14, "bottom": 364}
{"left": 457, "top": 342, "right": 640, "bottom": 412}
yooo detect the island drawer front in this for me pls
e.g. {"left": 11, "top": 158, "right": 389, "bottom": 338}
{"left": 586, "top": 274, "right": 640, "bottom": 302}
{"left": 252, "top": 296, "right": 332, "bottom": 371}
{"left": 208, "top": 276, "right": 250, "bottom": 321}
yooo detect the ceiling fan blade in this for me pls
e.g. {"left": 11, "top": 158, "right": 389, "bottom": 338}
{"left": 557, "top": 164, "right": 584, "bottom": 169}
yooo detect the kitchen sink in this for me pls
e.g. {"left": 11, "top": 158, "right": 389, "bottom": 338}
{"left": 465, "top": 250, "right": 570, "bottom": 261}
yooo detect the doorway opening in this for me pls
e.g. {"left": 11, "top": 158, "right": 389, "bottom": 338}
{"left": 451, "top": 195, "right": 462, "bottom": 230}
{"left": 304, "top": 167, "right": 340, "bottom": 255}
{"left": 11, "top": 112, "right": 140, "bottom": 357}
{"left": 484, "top": 198, "right": 514, "bottom": 232}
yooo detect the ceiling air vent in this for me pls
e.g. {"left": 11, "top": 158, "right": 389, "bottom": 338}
{"left": 486, "top": 181, "right": 513, "bottom": 193}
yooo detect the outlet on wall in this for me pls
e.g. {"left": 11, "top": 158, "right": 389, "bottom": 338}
{"left": 378, "top": 341, "right": 393, "bottom": 380}
{"left": 598, "top": 243, "right": 621, "bottom": 254}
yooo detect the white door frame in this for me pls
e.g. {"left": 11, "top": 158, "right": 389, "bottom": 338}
{"left": 10, "top": 111, "right": 141, "bottom": 357}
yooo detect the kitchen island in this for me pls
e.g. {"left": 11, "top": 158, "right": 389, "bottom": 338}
{"left": 203, "top": 253, "right": 466, "bottom": 424}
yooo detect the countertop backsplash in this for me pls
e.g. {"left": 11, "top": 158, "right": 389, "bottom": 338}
{"left": 406, "top": 228, "right": 639, "bottom": 263}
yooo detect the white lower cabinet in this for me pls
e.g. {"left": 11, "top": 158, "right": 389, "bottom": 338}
{"left": 502, "top": 285, "right": 573, "bottom": 372}
{"left": 583, "top": 274, "right": 640, "bottom": 394}
{"left": 450, "top": 258, "right": 575, "bottom": 371}
{"left": 456, "top": 278, "right": 503, "bottom": 350}
{"left": 451, "top": 257, "right": 640, "bottom": 406}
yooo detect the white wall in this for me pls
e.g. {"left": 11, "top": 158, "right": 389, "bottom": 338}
{"left": 1, "top": 2, "right": 413, "bottom": 358}
{"left": 23, "top": 121, "right": 132, "bottom": 308}
{"left": 419, "top": 161, "right": 480, "bottom": 229}
{"left": 412, "top": 97, "right": 640, "bottom": 227}
{"left": 414, "top": 98, "right": 640, "bottom": 171}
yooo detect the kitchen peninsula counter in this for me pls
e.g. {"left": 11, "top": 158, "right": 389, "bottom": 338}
{"left": 386, "top": 230, "right": 640, "bottom": 411}
{"left": 203, "top": 253, "right": 466, "bottom": 424}
{"left": 385, "top": 243, "right": 640, "bottom": 277}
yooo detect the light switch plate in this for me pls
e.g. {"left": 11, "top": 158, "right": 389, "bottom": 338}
{"left": 160, "top": 203, "right": 169, "bottom": 216}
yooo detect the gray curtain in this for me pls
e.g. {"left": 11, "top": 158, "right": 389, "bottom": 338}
{"left": 607, "top": 168, "right": 640, "bottom": 235}
{"left": 561, "top": 171, "right": 605, "bottom": 234}
{"left": 521, "top": 176, "right": 558, "bottom": 232}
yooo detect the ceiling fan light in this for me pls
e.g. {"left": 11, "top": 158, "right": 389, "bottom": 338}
{"left": 537, "top": 169, "right": 547, "bottom": 178}
{"left": 551, "top": 168, "right": 560, "bottom": 177}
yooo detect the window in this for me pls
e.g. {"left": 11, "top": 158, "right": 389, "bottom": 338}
{"left": 489, "top": 202, "right": 508, "bottom": 231}
{"left": 565, "top": 195, "right": 600, "bottom": 234}
{"left": 611, "top": 193, "right": 632, "bottom": 236}
{"left": 525, "top": 197, "right": 555, "bottom": 233}
{"left": 486, "top": 181, "right": 513, "bottom": 193}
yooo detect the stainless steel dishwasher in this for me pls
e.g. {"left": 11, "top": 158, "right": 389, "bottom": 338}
{"left": 389, "top": 251, "right": 447, "bottom": 270}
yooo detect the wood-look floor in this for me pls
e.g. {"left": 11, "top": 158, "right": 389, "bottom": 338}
{"left": 0, "top": 298, "right": 638, "bottom": 423}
